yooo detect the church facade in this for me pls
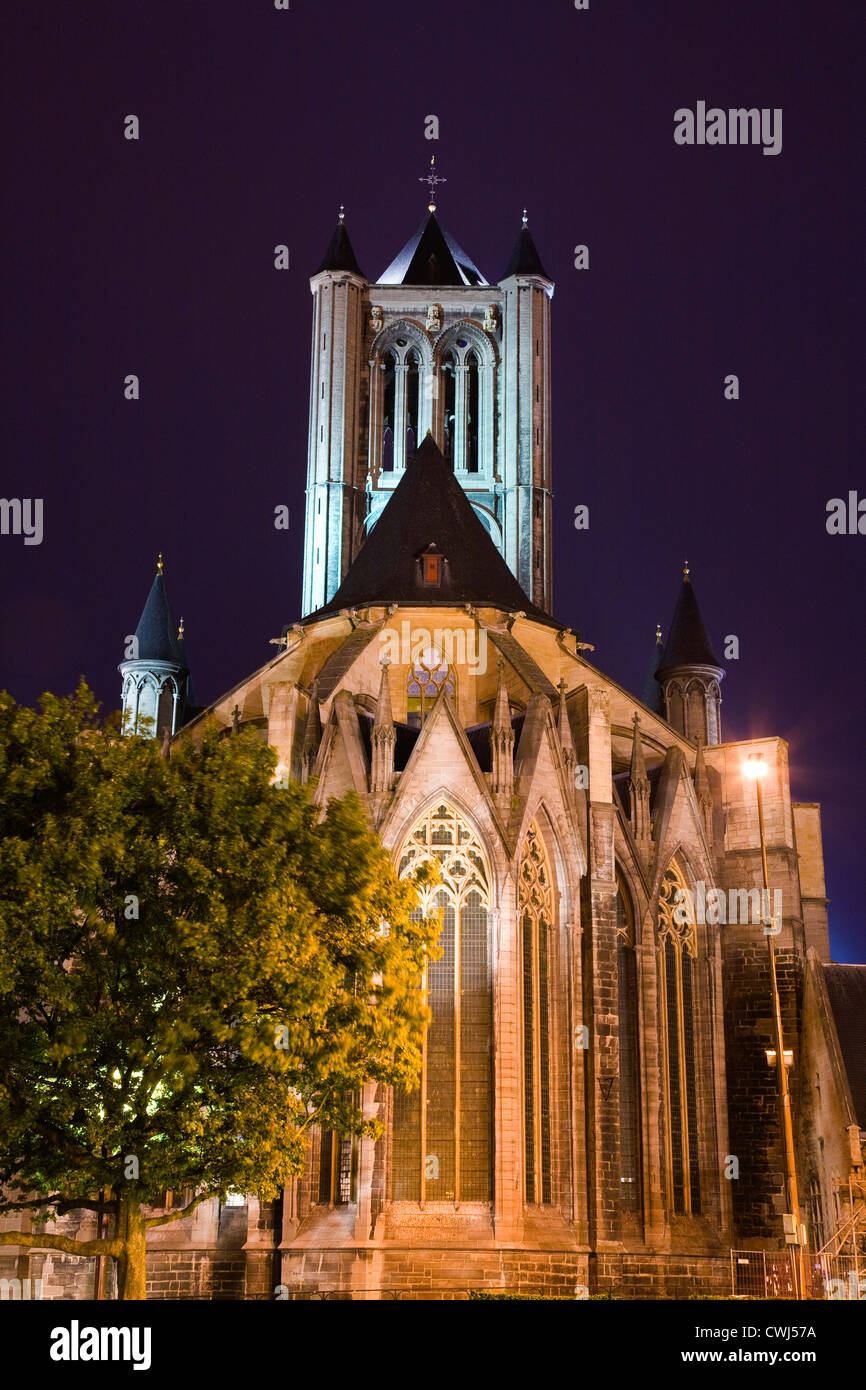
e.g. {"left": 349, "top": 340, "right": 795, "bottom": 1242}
{"left": 3, "top": 196, "right": 863, "bottom": 1300}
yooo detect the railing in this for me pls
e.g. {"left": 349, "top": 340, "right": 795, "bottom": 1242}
{"left": 731, "top": 1249, "right": 864, "bottom": 1299}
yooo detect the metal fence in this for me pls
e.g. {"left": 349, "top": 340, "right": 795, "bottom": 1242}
{"left": 731, "top": 1249, "right": 864, "bottom": 1299}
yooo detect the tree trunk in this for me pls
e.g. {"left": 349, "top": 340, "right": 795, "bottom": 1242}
{"left": 115, "top": 1194, "right": 148, "bottom": 1301}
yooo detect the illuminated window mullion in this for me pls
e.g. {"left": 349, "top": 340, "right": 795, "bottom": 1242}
{"left": 675, "top": 942, "right": 691, "bottom": 1215}
{"left": 420, "top": 954, "right": 429, "bottom": 1206}
{"left": 454, "top": 894, "right": 462, "bottom": 1206}
{"left": 532, "top": 918, "right": 543, "bottom": 1202}
{"left": 659, "top": 943, "right": 675, "bottom": 1209}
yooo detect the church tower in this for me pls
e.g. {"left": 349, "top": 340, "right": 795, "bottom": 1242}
{"left": 119, "top": 557, "right": 188, "bottom": 740}
{"left": 656, "top": 562, "right": 725, "bottom": 744}
{"left": 301, "top": 166, "right": 554, "bottom": 617}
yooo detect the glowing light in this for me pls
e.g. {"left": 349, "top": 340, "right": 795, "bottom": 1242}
{"left": 743, "top": 754, "right": 768, "bottom": 780}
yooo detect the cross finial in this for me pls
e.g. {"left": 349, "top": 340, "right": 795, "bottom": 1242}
{"left": 683, "top": 558, "right": 690, "bottom": 581}
{"left": 419, "top": 155, "right": 446, "bottom": 213}
{"left": 522, "top": 208, "right": 528, "bottom": 227}
{"left": 558, "top": 676, "right": 568, "bottom": 698}
{"left": 338, "top": 203, "right": 345, "bottom": 224}
{"left": 157, "top": 552, "right": 164, "bottom": 575}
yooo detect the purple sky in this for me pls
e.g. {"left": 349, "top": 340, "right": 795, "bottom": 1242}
{"left": 2, "top": 2, "right": 863, "bottom": 960}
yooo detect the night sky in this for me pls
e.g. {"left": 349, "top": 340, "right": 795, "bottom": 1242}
{"left": 2, "top": 2, "right": 863, "bottom": 961}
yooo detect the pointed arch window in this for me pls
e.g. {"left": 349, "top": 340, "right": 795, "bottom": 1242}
{"left": 442, "top": 350, "right": 457, "bottom": 462}
{"left": 658, "top": 863, "right": 701, "bottom": 1215}
{"left": 519, "top": 822, "right": 553, "bottom": 1204}
{"left": 382, "top": 349, "right": 396, "bottom": 472}
{"left": 406, "top": 645, "right": 455, "bottom": 727}
{"left": 686, "top": 682, "right": 706, "bottom": 743}
{"left": 666, "top": 683, "right": 684, "bottom": 733}
{"left": 616, "top": 873, "right": 642, "bottom": 1223}
{"left": 466, "top": 351, "right": 480, "bottom": 472}
{"left": 436, "top": 334, "right": 492, "bottom": 474}
{"left": 156, "top": 679, "right": 177, "bottom": 741}
{"left": 376, "top": 335, "right": 429, "bottom": 475}
{"left": 393, "top": 803, "right": 493, "bottom": 1204}
{"left": 405, "top": 350, "right": 420, "bottom": 460}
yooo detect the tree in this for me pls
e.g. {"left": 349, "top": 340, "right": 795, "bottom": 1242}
{"left": 0, "top": 684, "right": 437, "bottom": 1299}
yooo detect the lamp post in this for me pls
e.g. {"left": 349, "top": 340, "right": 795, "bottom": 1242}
{"left": 743, "top": 754, "right": 807, "bottom": 1298}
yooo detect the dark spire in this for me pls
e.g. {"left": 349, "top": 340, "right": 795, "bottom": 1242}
{"left": 641, "top": 622, "right": 665, "bottom": 712}
{"left": 175, "top": 617, "right": 200, "bottom": 717}
{"left": 370, "top": 656, "right": 396, "bottom": 796}
{"left": 305, "top": 434, "right": 556, "bottom": 624}
{"left": 657, "top": 562, "right": 722, "bottom": 675}
{"left": 694, "top": 734, "right": 711, "bottom": 803}
{"left": 314, "top": 207, "right": 365, "bottom": 278}
{"left": 500, "top": 211, "right": 551, "bottom": 281}
{"left": 133, "top": 557, "right": 182, "bottom": 663}
{"left": 301, "top": 682, "right": 322, "bottom": 782}
{"left": 377, "top": 212, "right": 487, "bottom": 287}
{"left": 490, "top": 659, "right": 515, "bottom": 802}
{"left": 628, "top": 712, "right": 652, "bottom": 855}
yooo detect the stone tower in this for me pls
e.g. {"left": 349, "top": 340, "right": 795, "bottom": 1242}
{"left": 301, "top": 183, "right": 554, "bottom": 618}
{"left": 119, "top": 557, "right": 188, "bottom": 740}
{"left": 656, "top": 563, "right": 725, "bottom": 744}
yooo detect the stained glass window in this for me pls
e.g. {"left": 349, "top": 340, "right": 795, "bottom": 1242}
{"left": 519, "top": 822, "right": 553, "bottom": 1204}
{"left": 393, "top": 803, "right": 493, "bottom": 1203}
{"left": 658, "top": 863, "right": 701, "bottom": 1215}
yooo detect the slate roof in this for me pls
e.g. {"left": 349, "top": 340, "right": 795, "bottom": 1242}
{"left": 305, "top": 434, "right": 557, "bottom": 625}
{"left": 133, "top": 573, "right": 182, "bottom": 664}
{"left": 357, "top": 712, "right": 420, "bottom": 772}
{"left": 500, "top": 224, "right": 551, "bottom": 281}
{"left": 176, "top": 630, "right": 200, "bottom": 717}
{"left": 314, "top": 219, "right": 364, "bottom": 277}
{"left": 316, "top": 627, "right": 381, "bottom": 701}
{"left": 377, "top": 212, "right": 487, "bottom": 287}
{"left": 822, "top": 964, "right": 866, "bottom": 1128}
{"left": 485, "top": 629, "right": 560, "bottom": 699}
{"left": 657, "top": 576, "right": 722, "bottom": 674}
{"left": 642, "top": 632, "right": 665, "bottom": 712}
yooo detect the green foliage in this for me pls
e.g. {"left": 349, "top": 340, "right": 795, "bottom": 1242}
{"left": 0, "top": 683, "right": 438, "bottom": 1218}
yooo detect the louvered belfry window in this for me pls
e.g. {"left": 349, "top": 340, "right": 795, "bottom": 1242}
{"left": 658, "top": 863, "right": 701, "bottom": 1215}
{"left": 519, "top": 823, "right": 553, "bottom": 1204}
{"left": 616, "top": 876, "right": 643, "bottom": 1221}
{"left": 393, "top": 803, "right": 493, "bottom": 1203}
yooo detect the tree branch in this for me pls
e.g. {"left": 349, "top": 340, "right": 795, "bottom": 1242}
{"left": 0, "top": 1231, "right": 122, "bottom": 1258}
{"left": 143, "top": 1188, "right": 216, "bottom": 1230}
{"left": 0, "top": 1194, "right": 112, "bottom": 1217}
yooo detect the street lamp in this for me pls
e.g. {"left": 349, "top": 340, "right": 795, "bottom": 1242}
{"left": 743, "top": 754, "right": 807, "bottom": 1297}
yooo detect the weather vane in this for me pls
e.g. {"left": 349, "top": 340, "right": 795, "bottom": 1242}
{"left": 419, "top": 155, "right": 446, "bottom": 212}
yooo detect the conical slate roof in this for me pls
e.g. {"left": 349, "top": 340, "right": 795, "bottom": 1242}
{"left": 176, "top": 627, "right": 199, "bottom": 711}
{"left": 657, "top": 574, "right": 721, "bottom": 674}
{"left": 501, "top": 223, "right": 550, "bottom": 281}
{"left": 134, "top": 572, "right": 181, "bottom": 663}
{"left": 641, "top": 628, "right": 665, "bottom": 712}
{"left": 314, "top": 218, "right": 364, "bottom": 277}
{"left": 377, "top": 212, "right": 487, "bottom": 287}
{"left": 306, "top": 435, "right": 555, "bottom": 624}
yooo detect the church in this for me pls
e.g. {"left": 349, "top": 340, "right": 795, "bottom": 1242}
{"left": 6, "top": 186, "right": 864, "bottom": 1300}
